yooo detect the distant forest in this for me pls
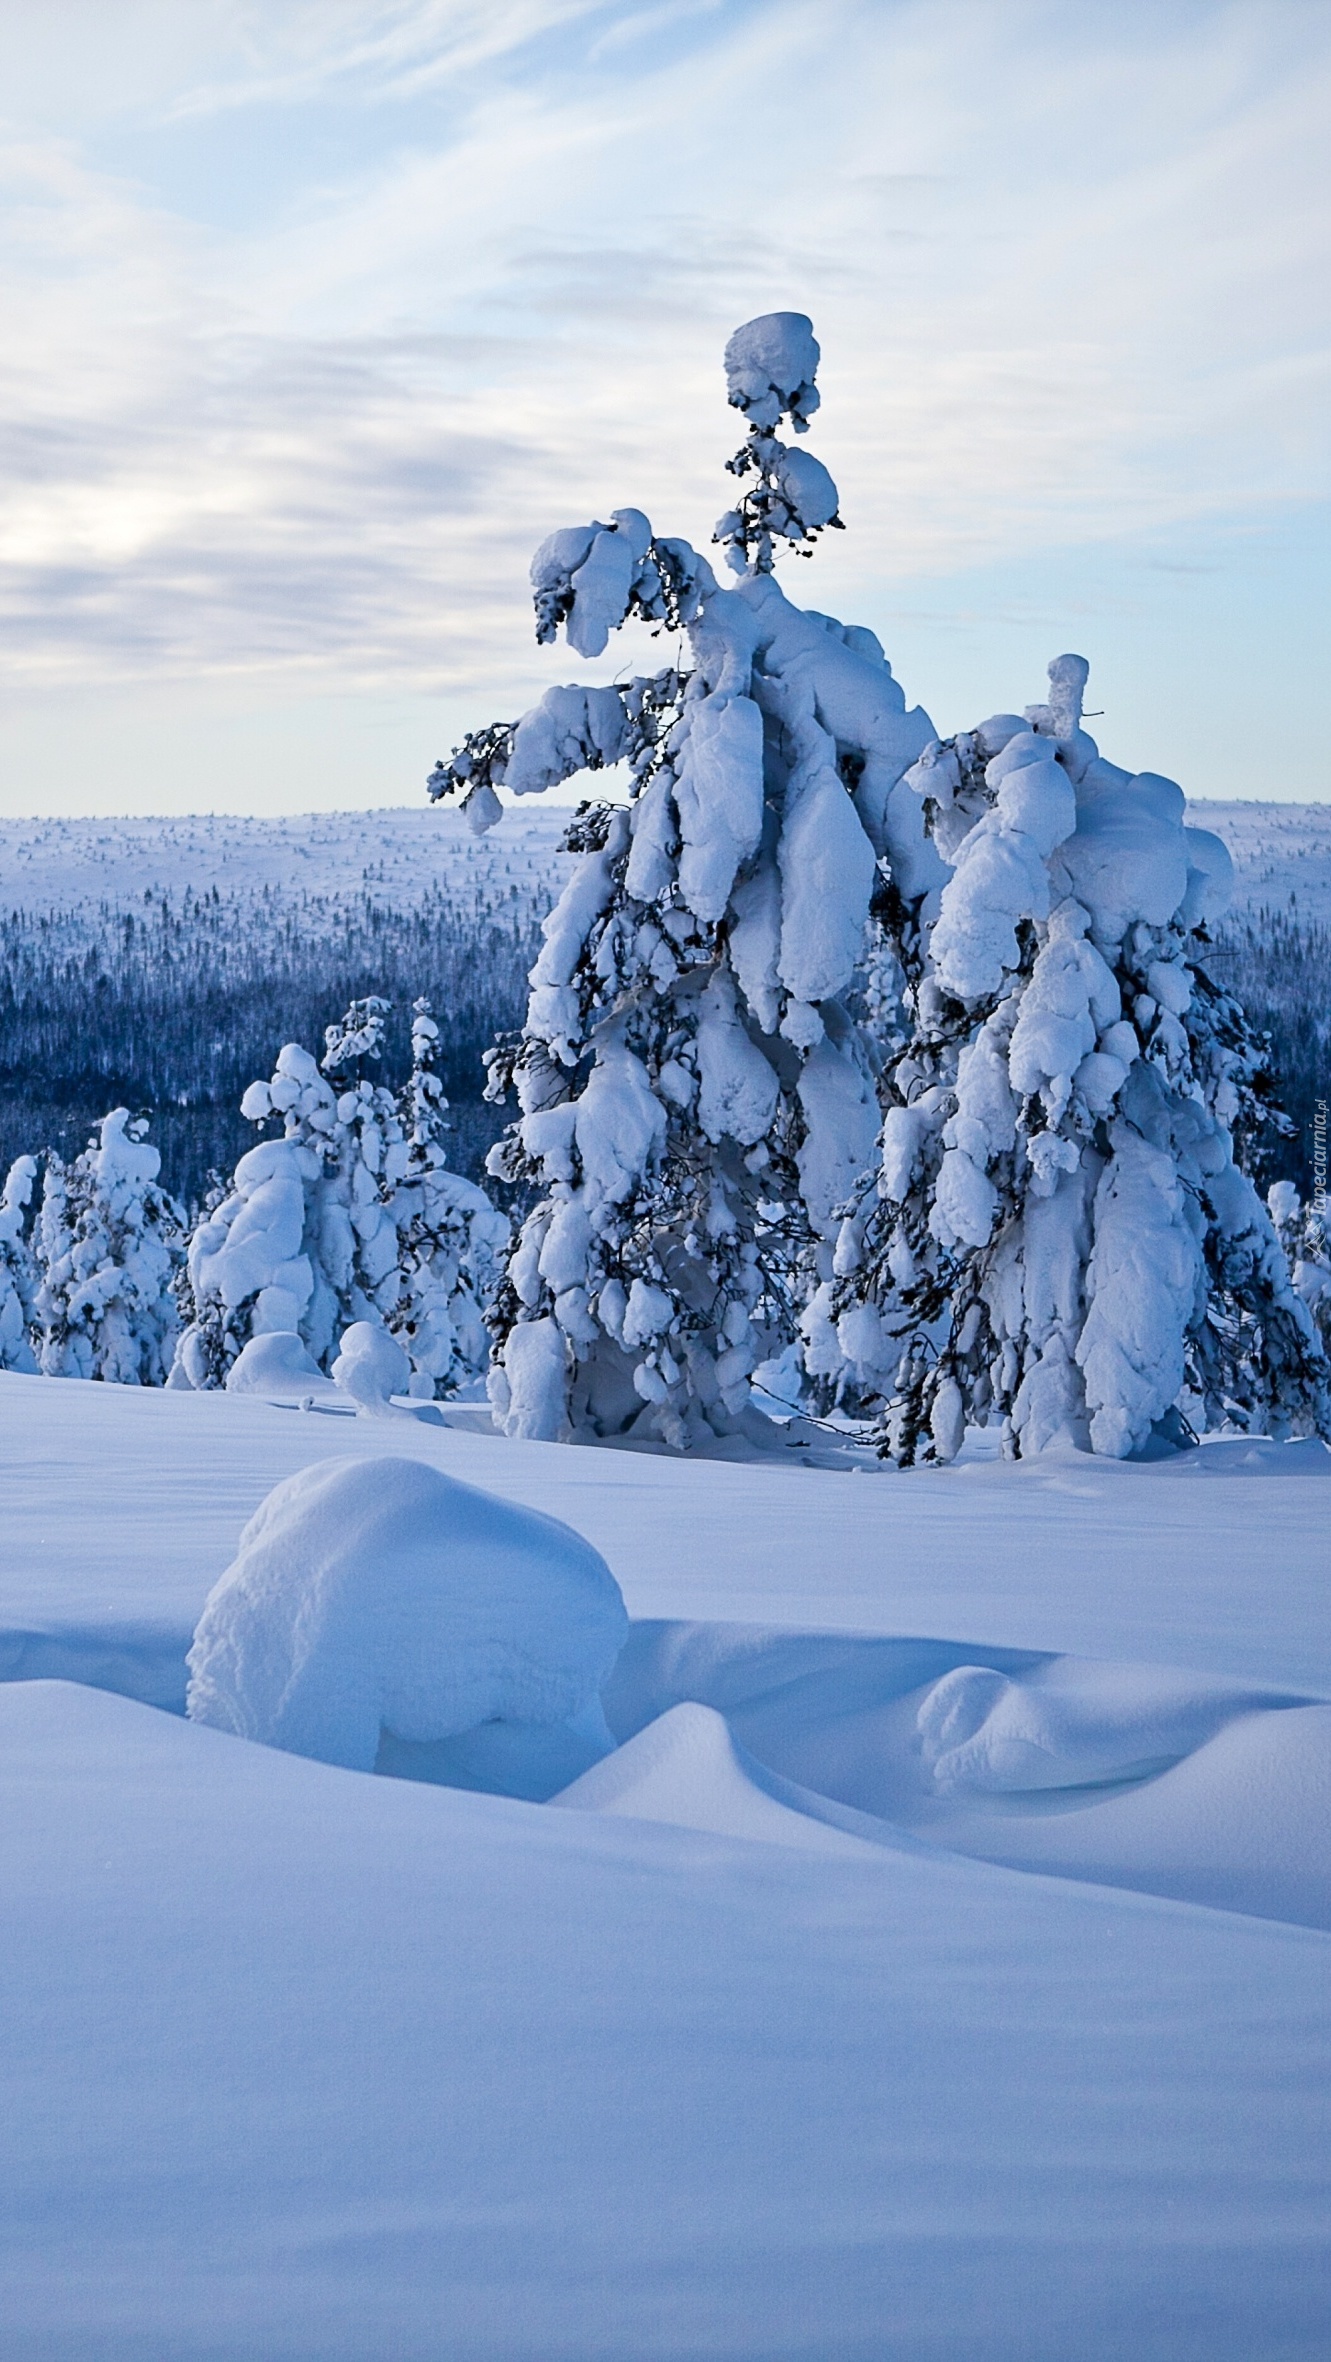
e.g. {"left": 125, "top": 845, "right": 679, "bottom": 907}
{"left": 1209, "top": 910, "right": 1328, "bottom": 1197}
{"left": 0, "top": 879, "right": 1321, "bottom": 1215}
{"left": 0, "top": 881, "right": 544, "bottom": 1211}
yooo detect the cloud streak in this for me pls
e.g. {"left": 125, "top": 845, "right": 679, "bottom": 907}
{"left": 0, "top": 0, "right": 1328, "bottom": 805}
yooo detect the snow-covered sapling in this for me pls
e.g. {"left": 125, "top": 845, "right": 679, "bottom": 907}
{"left": 427, "top": 314, "right": 936, "bottom": 1447}
{"left": 1269, "top": 1180, "right": 1331, "bottom": 1354}
{"left": 820, "top": 658, "right": 1329, "bottom": 1460}
{"left": 35, "top": 1111, "right": 184, "bottom": 1385}
{"left": 0, "top": 1155, "right": 40, "bottom": 1373}
{"left": 387, "top": 999, "right": 508, "bottom": 1396}
{"left": 172, "top": 998, "right": 504, "bottom": 1394}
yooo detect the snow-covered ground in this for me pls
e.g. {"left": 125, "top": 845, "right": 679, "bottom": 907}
{"left": 0, "top": 803, "right": 575, "bottom": 915}
{"left": 1, "top": 1370, "right": 1328, "bottom": 2359}
{"left": 1190, "top": 799, "right": 1331, "bottom": 921}
{"left": 0, "top": 796, "right": 1325, "bottom": 922}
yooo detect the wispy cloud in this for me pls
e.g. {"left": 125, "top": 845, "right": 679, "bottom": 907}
{"left": 165, "top": 0, "right": 613, "bottom": 117}
{"left": 0, "top": 0, "right": 1327, "bottom": 752}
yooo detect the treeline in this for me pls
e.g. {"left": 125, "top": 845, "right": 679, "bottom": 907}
{"left": 0, "top": 881, "right": 541, "bottom": 1211}
{"left": 1209, "top": 910, "right": 1328, "bottom": 1196}
{"left": 0, "top": 878, "right": 1321, "bottom": 1215}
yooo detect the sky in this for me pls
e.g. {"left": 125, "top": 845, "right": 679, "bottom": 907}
{"left": 0, "top": 0, "right": 1327, "bottom": 815}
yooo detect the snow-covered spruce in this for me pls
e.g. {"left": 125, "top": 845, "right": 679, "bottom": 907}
{"left": 171, "top": 999, "right": 504, "bottom": 1394}
{"left": 818, "top": 659, "right": 1329, "bottom": 1460}
{"left": 34, "top": 1111, "right": 184, "bottom": 1384}
{"left": 1269, "top": 1181, "right": 1331, "bottom": 1354}
{"left": 0, "top": 1156, "right": 41, "bottom": 1373}
{"left": 428, "top": 314, "right": 935, "bottom": 1447}
{"left": 391, "top": 1000, "right": 508, "bottom": 1393}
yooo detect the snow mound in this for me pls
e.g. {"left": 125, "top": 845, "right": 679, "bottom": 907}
{"left": 595, "top": 1621, "right": 1329, "bottom": 1925}
{"left": 224, "top": 1330, "right": 337, "bottom": 1401}
{"left": 331, "top": 1321, "right": 411, "bottom": 1412}
{"left": 915, "top": 1658, "right": 1283, "bottom": 1795}
{"left": 186, "top": 1456, "right": 628, "bottom": 1771}
{"left": 938, "top": 1704, "right": 1331, "bottom": 1930}
{"left": 555, "top": 1700, "right": 897, "bottom": 1857}
{"left": 1176, "top": 1435, "right": 1331, "bottom": 1476}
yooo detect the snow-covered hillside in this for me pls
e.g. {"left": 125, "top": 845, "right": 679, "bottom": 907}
{"left": 1190, "top": 799, "right": 1331, "bottom": 921}
{"left": 0, "top": 796, "right": 1325, "bottom": 921}
{"left": 0, "top": 803, "right": 575, "bottom": 916}
{"left": 0, "top": 1373, "right": 1327, "bottom": 2358}
{"left": 0, "top": 805, "right": 579, "bottom": 1206}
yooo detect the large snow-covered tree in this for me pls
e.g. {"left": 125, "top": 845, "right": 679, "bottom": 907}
{"left": 816, "top": 659, "right": 1330, "bottom": 1460}
{"left": 35, "top": 1111, "right": 184, "bottom": 1384}
{"left": 428, "top": 312, "right": 938, "bottom": 1447}
{"left": 171, "top": 999, "right": 504, "bottom": 1394}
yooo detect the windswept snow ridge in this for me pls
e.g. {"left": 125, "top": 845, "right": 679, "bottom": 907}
{"left": 599, "top": 1618, "right": 1329, "bottom": 1930}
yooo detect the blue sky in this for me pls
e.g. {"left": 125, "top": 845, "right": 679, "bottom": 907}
{"left": 0, "top": 0, "right": 1327, "bottom": 813}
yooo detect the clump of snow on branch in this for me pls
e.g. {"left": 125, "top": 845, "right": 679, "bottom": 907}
{"left": 186, "top": 1455, "right": 628, "bottom": 1773}
{"left": 34, "top": 1112, "right": 183, "bottom": 1384}
{"left": 821, "top": 657, "right": 1328, "bottom": 1461}
{"left": 713, "top": 312, "right": 842, "bottom": 575}
{"left": 430, "top": 313, "right": 933, "bottom": 1449}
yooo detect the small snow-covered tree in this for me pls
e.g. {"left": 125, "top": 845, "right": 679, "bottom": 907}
{"left": 35, "top": 1111, "right": 184, "bottom": 1384}
{"left": 388, "top": 1000, "right": 508, "bottom": 1394}
{"left": 428, "top": 313, "right": 938, "bottom": 1446}
{"left": 0, "top": 1155, "right": 40, "bottom": 1373}
{"left": 1269, "top": 1180, "right": 1331, "bottom": 1353}
{"left": 818, "top": 659, "right": 1329, "bottom": 1460}
{"left": 173, "top": 999, "right": 503, "bottom": 1394}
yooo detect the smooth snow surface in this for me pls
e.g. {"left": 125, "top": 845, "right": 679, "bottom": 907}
{"left": 554, "top": 1698, "right": 907, "bottom": 1856}
{"left": 601, "top": 1625, "right": 1329, "bottom": 1931}
{"left": 1, "top": 1374, "right": 1329, "bottom": 2355}
{"left": 2, "top": 1674, "right": 1329, "bottom": 2362}
{"left": 186, "top": 1454, "right": 628, "bottom": 1770}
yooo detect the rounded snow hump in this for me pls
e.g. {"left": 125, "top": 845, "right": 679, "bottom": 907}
{"left": 186, "top": 1455, "right": 628, "bottom": 1772}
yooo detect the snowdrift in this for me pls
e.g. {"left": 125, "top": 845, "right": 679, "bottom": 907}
{"left": 186, "top": 1454, "right": 627, "bottom": 1771}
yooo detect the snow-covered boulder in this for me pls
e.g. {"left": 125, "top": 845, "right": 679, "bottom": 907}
{"left": 186, "top": 1456, "right": 628, "bottom": 1772}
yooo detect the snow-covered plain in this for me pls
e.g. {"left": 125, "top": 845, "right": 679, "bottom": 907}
{"left": 0, "top": 795, "right": 1324, "bottom": 923}
{"left": 0, "top": 803, "right": 574, "bottom": 915}
{"left": 1190, "top": 799, "right": 1331, "bottom": 921}
{"left": 1, "top": 1369, "right": 1329, "bottom": 2359}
